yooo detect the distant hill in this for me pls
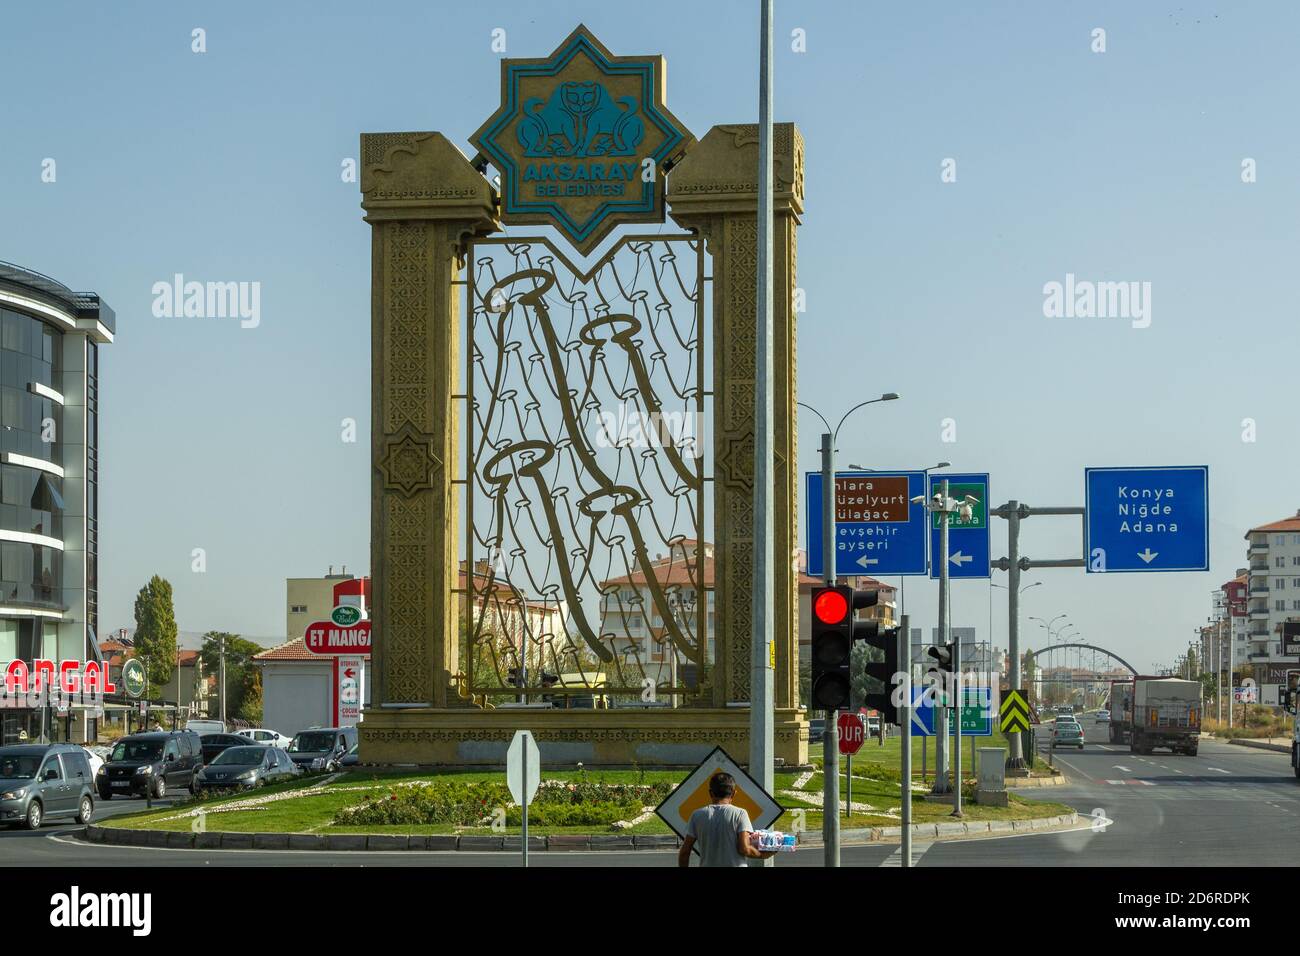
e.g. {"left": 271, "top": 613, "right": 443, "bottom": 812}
{"left": 102, "top": 629, "right": 279, "bottom": 651}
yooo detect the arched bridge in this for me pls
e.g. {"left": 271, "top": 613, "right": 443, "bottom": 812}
{"left": 1025, "top": 643, "right": 1138, "bottom": 676}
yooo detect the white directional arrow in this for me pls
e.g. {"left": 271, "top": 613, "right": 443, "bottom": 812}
{"left": 856, "top": 555, "right": 879, "bottom": 568}
{"left": 911, "top": 702, "right": 930, "bottom": 735}
{"left": 1113, "top": 765, "right": 1132, "bottom": 773}
{"left": 1137, "top": 548, "right": 1158, "bottom": 564}
{"left": 948, "top": 551, "right": 973, "bottom": 567}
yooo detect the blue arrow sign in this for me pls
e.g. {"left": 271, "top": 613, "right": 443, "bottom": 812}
{"left": 929, "top": 473, "right": 990, "bottom": 579}
{"left": 1085, "top": 466, "right": 1209, "bottom": 573}
{"left": 806, "top": 471, "right": 927, "bottom": 577}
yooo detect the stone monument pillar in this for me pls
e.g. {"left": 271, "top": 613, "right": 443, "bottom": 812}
{"left": 668, "top": 123, "right": 805, "bottom": 718}
{"left": 360, "top": 132, "right": 498, "bottom": 710}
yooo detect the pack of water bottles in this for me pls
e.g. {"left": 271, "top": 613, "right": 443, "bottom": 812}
{"left": 750, "top": 829, "right": 797, "bottom": 852}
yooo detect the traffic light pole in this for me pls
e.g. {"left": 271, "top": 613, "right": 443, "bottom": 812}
{"left": 820, "top": 430, "right": 840, "bottom": 868}
{"left": 946, "top": 479, "right": 963, "bottom": 818}
{"left": 899, "top": 613, "right": 912, "bottom": 867}
{"left": 990, "top": 501, "right": 1086, "bottom": 769}
{"left": 930, "top": 481, "right": 951, "bottom": 797}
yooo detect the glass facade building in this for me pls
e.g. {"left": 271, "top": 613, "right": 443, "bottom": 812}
{"left": 0, "top": 262, "right": 113, "bottom": 743}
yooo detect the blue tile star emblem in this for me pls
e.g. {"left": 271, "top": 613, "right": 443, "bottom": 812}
{"left": 471, "top": 25, "right": 694, "bottom": 255}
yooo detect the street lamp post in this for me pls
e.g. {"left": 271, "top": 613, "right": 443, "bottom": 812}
{"left": 798, "top": 392, "right": 900, "bottom": 869}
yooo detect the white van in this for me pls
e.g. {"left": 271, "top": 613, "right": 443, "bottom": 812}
{"left": 185, "top": 719, "right": 226, "bottom": 736}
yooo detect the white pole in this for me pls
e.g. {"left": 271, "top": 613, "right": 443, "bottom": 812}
{"left": 750, "top": 0, "right": 776, "bottom": 866}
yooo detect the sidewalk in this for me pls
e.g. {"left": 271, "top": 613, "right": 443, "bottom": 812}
{"left": 1225, "top": 736, "right": 1290, "bottom": 754}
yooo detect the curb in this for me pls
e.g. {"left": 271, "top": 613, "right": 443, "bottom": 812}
{"left": 794, "top": 811, "right": 1079, "bottom": 846}
{"left": 1226, "top": 738, "right": 1290, "bottom": 754}
{"left": 83, "top": 824, "right": 684, "bottom": 852}
{"left": 83, "top": 811, "right": 1080, "bottom": 853}
{"left": 1004, "top": 775, "right": 1067, "bottom": 788}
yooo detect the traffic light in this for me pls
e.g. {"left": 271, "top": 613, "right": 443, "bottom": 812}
{"left": 507, "top": 667, "right": 523, "bottom": 687}
{"left": 853, "top": 620, "right": 901, "bottom": 725}
{"left": 809, "top": 585, "right": 880, "bottom": 713}
{"left": 926, "top": 642, "right": 955, "bottom": 705}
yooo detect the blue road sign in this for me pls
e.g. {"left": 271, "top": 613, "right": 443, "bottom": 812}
{"left": 806, "top": 471, "right": 928, "bottom": 577}
{"left": 1085, "top": 466, "right": 1209, "bottom": 573}
{"left": 928, "top": 473, "right": 990, "bottom": 579}
{"left": 909, "top": 686, "right": 994, "bottom": 737}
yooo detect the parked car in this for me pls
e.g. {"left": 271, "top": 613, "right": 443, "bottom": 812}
{"left": 97, "top": 731, "right": 204, "bottom": 799}
{"left": 195, "top": 746, "right": 299, "bottom": 791}
{"left": 809, "top": 719, "right": 825, "bottom": 744}
{"left": 0, "top": 743, "right": 96, "bottom": 829}
{"left": 199, "top": 733, "right": 259, "bottom": 766}
{"left": 1051, "top": 721, "right": 1085, "bottom": 750}
{"left": 80, "top": 746, "right": 104, "bottom": 780}
{"left": 235, "top": 728, "right": 292, "bottom": 748}
{"left": 286, "top": 727, "right": 358, "bottom": 772}
{"left": 185, "top": 719, "right": 226, "bottom": 736}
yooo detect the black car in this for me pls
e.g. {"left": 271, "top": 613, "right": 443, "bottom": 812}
{"left": 195, "top": 746, "right": 300, "bottom": 790}
{"left": 97, "top": 731, "right": 204, "bottom": 799}
{"left": 286, "top": 727, "right": 357, "bottom": 772}
{"left": 199, "top": 733, "right": 257, "bottom": 766}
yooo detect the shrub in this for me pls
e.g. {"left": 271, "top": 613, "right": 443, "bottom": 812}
{"left": 337, "top": 778, "right": 673, "bottom": 828}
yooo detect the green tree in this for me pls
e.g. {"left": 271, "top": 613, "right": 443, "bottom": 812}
{"left": 133, "top": 576, "right": 178, "bottom": 694}
{"left": 199, "top": 632, "right": 263, "bottom": 717}
{"left": 238, "top": 669, "right": 263, "bottom": 725}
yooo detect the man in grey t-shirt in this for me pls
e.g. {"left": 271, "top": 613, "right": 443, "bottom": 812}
{"left": 677, "top": 772, "right": 778, "bottom": 867}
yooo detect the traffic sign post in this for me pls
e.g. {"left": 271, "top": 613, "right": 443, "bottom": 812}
{"left": 506, "top": 730, "right": 540, "bottom": 867}
{"left": 929, "top": 473, "right": 990, "bottom": 579}
{"left": 838, "top": 712, "right": 866, "bottom": 820}
{"left": 806, "top": 471, "right": 928, "bottom": 577}
{"left": 1084, "top": 466, "right": 1209, "bottom": 573}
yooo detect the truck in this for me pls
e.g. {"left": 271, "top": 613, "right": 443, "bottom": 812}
{"left": 1108, "top": 680, "right": 1134, "bottom": 744}
{"left": 1130, "top": 677, "right": 1201, "bottom": 756}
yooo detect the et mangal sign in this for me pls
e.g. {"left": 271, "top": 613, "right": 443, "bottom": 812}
{"left": 304, "top": 621, "right": 372, "bottom": 657}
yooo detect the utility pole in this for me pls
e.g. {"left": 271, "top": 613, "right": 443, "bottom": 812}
{"left": 748, "top": 0, "right": 776, "bottom": 859}
{"left": 819, "top": 431, "right": 839, "bottom": 867}
{"left": 219, "top": 634, "right": 227, "bottom": 727}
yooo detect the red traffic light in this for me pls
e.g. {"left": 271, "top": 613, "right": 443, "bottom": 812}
{"left": 813, "top": 588, "right": 849, "bottom": 625}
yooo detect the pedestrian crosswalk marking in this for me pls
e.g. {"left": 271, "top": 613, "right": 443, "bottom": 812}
{"left": 880, "top": 842, "right": 932, "bottom": 867}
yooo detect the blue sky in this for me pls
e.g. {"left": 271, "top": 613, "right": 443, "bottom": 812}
{"left": 2, "top": 1, "right": 1295, "bottom": 668}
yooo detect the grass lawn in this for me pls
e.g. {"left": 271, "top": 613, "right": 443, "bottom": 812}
{"left": 97, "top": 762, "right": 1068, "bottom": 836}
{"left": 99, "top": 768, "right": 804, "bottom": 836}
{"left": 812, "top": 728, "right": 1058, "bottom": 781}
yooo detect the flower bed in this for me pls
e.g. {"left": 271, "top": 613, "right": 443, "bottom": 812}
{"left": 337, "top": 778, "right": 675, "bottom": 829}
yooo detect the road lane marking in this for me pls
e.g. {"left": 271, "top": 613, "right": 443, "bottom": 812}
{"left": 1113, "top": 765, "right": 1132, "bottom": 772}
{"left": 1208, "top": 768, "right": 1231, "bottom": 774}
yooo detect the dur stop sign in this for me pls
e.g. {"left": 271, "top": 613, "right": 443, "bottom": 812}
{"left": 837, "top": 712, "right": 866, "bottom": 755}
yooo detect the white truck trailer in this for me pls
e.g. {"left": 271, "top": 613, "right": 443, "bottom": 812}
{"left": 1130, "top": 678, "right": 1201, "bottom": 756}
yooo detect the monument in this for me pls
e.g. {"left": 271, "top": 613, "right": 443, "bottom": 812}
{"left": 358, "top": 25, "right": 807, "bottom": 766}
